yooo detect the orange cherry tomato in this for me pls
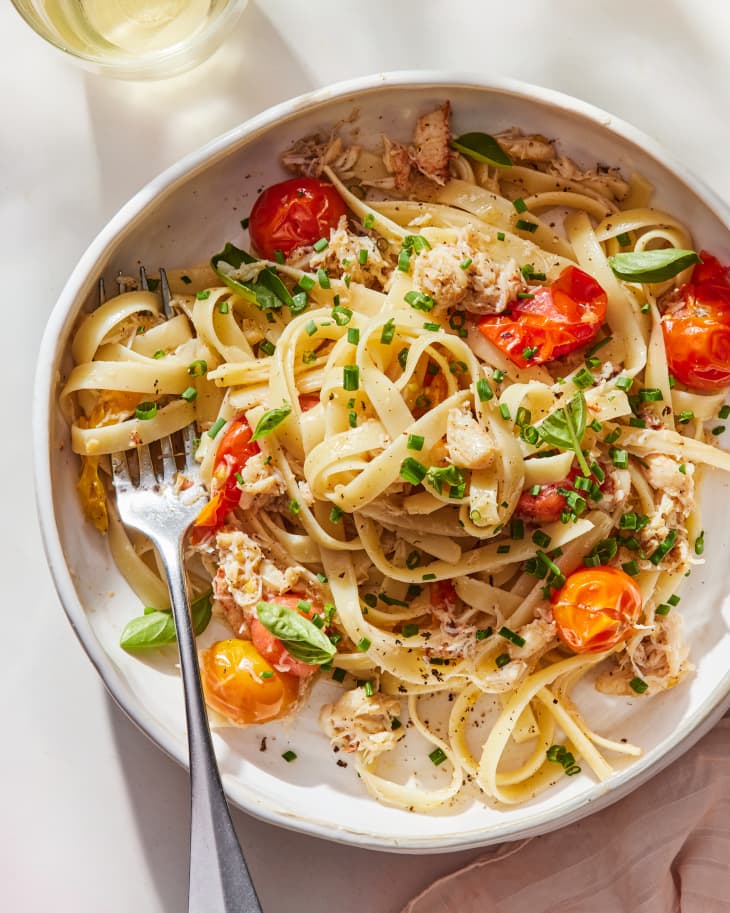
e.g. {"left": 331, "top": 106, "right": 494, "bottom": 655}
{"left": 550, "top": 566, "right": 642, "bottom": 654}
{"left": 251, "top": 593, "right": 324, "bottom": 678}
{"left": 248, "top": 177, "right": 348, "bottom": 260}
{"left": 662, "top": 252, "right": 730, "bottom": 392}
{"left": 199, "top": 638, "right": 299, "bottom": 725}
{"left": 193, "top": 416, "right": 259, "bottom": 532}
{"left": 478, "top": 266, "right": 607, "bottom": 367}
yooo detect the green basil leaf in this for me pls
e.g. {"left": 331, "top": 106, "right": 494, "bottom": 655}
{"left": 250, "top": 403, "right": 292, "bottom": 441}
{"left": 451, "top": 132, "right": 513, "bottom": 168}
{"left": 608, "top": 249, "right": 700, "bottom": 283}
{"left": 537, "top": 391, "right": 591, "bottom": 475}
{"left": 211, "top": 242, "right": 294, "bottom": 310}
{"left": 256, "top": 601, "right": 336, "bottom": 666}
{"left": 120, "top": 591, "right": 212, "bottom": 651}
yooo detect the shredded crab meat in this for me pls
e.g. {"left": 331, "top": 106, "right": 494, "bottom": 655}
{"left": 507, "top": 617, "right": 557, "bottom": 661}
{"left": 412, "top": 225, "right": 525, "bottom": 315}
{"left": 638, "top": 455, "right": 695, "bottom": 571}
{"left": 446, "top": 406, "right": 496, "bottom": 470}
{"left": 234, "top": 452, "right": 286, "bottom": 511}
{"left": 291, "top": 215, "right": 392, "bottom": 288}
{"left": 596, "top": 612, "right": 692, "bottom": 695}
{"left": 494, "top": 128, "right": 557, "bottom": 164}
{"left": 280, "top": 131, "right": 361, "bottom": 179}
{"left": 411, "top": 101, "right": 451, "bottom": 185}
{"left": 320, "top": 689, "right": 404, "bottom": 761}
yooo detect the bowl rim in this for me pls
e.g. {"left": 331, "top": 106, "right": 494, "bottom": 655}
{"left": 33, "top": 69, "right": 730, "bottom": 853}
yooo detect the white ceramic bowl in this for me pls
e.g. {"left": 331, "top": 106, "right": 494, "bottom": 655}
{"left": 34, "top": 72, "right": 730, "bottom": 853}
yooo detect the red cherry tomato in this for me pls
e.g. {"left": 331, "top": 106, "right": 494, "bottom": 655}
{"left": 478, "top": 266, "right": 607, "bottom": 367}
{"left": 251, "top": 593, "right": 324, "bottom": 678}
{"left": 199, "top": 638, "right": 299, "bottom": 724}
{"left": 194, "top": 416, "right": 259, "bottom": 532}
{"left": 662, "top": 251, "right": 730, "bottom": 392}
{"left": 551, "top": 566, "right": 642, "bottom": 654}
{"left": 515, "top": 463, "right": 606, "bottom": 524}
{"left": 248, "top": 177, "right": 348, "bottom": 260}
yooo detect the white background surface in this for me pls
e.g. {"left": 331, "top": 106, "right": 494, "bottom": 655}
{"left": 2, "top": 2, "right": 729, "bottom": 911}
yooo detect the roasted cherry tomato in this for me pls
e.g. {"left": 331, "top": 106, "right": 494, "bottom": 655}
{"left": 200, "top": 638, "right": 299, "bottom": 724}
{"left": 478, "top": 266, "right": 607, "bottom": 367}
{"left": 662, "top": 251, "right": 730, "bottom": 392}
{"left": 248, "top": 177, "right": 348, "bottom": 260}
{"left": 194, "top": 416, "right": 259, "bottom": 532}
{"left": 298, "top": 394, "right": 321, "bottom": 412}
{"left": 515, "top": 463, "right": 607, "bottom": 524}
{"left": 251, "top": 593, "right": 324, "bottom": 678}
{"left": 551, "top": 566, "right": 642, "bottom": 654}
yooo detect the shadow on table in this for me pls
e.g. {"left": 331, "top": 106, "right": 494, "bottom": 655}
{"left": 81, "top": 1, "right": 315, "bottom": 221}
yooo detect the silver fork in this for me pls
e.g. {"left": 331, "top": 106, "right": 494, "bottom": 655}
{"left": 109, "top": 269, "right": 263, "bottom": 913}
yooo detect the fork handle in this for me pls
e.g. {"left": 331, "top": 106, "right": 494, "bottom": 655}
{"left": 157, "top": 537, "right": 263, "bottom": 913}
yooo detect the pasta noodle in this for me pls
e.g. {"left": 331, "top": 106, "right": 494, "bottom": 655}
{"left": 60, "top": 105, "right": 730, "bottom": 814}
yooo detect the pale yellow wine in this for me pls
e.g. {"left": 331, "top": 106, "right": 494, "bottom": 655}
{"left": 40, "top": 0, "right": 214, "bottom": 55}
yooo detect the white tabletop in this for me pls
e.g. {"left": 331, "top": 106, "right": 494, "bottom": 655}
{"left": 3, "top": 2, "right": 729, "bottom": 911}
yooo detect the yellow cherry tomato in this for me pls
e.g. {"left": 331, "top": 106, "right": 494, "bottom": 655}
{"left": 551, "top": 565, "right": 642, "bottom": 654}
{"left": 200, "top": 639, "right": 299, "bottom": 724}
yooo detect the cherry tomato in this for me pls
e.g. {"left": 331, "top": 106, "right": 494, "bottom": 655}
{"left": 662, "top": 251, "right": 730, "bottom": 392}
{"left": 478, "top": 266, "right": 607, "bottom": 367}
{"left": 515, "top": 464, "right": 606, "bottom": 524}
{"left": 550, "top": 566, "right": 642, "bottom": 654}
{"left": 248, "top": 177, "right": 348, "bottom": 260}
{"left": 194, "top": 416, "right": 259, "bottom": 532}
{"left": 298, "top": 394, "right": 320, "bottom": 412}
{"left": 251, "top": 593, "right": 324, "bottom": 678}
{"left": 200, "top": 638, "right": 299, "bottom": 724}
{"left": 430, "top": 580, "right": 458, "bottom": 613}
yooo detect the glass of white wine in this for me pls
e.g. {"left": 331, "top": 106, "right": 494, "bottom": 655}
{"left": 11, "top": 0, "right": 249, "bottom": 79}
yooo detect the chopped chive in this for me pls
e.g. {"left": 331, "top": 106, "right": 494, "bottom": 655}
{"left": 289, "top": 499, "right": 301, "bottom": 515}
{"left": 405, "top": 550, "right": 421, "bottom": 569}
{"left": 207, "top": 417, "right": 226, "bottom": 439}
{"left": 332, "top": 667, "right": 347, "bottom": 683}
{"left": 475, "top": 627, "right": 493, "bottom": 640}
{"left": 153, "top": 349, "right": 166, "bottom": 359}
{"left": 499, "top": 404, "right": 511, "bottom": 420}
{"left": 181, "top": 386, "right": 197, "bottom": 402}
{"left": 668, "top": 594, "right": 681, "bottom": 606}
{"left": 499, "top": 626, "right": 526, "bottom": 647}
{"left": 404, "top": 290, "right": 435, "bottom": 312}
{"left": 273, "top": 249, "right": 285, "bottom": 264}
{"left": 302, "top": 351, "right": 317, "bottom": 365}
{"left": 617, "top": 232, "right": 631, "bottom": 247}
{"left": 603, "top": 427, "right": 622, "bottom": 444}
{"left": 305, "top": 319, "right": 317, "bottom": 336}
{"left": 510, "top": 518, "right": 524, "bottom": 539}
{"left": 629, "top": 677, "right": 648, "bottom": 694}
{"left": 719, "top": 405, "right": 730, "bottom": 420}
{"left": 476, "top": 378, "right": 494, "bottom": 401}
{"left": 380, "top": 318, "right": 396, "bottom": 344}
{"left": 135, "top": 401, "right": 158, "bottom": 420}
{"left": 492, "top": 369, "right": 505, "bottom": 382}
{"left": 363, "top": 593, "right": 377, "bottom": 608}
{"left": 496, "top": 231, "right": 505, "bottom": 241}
{"left": 532, "top": 530, "right": 552, "bottom": 548}
{"left": 348, "top": 410, "right": 358, "bottom": 428}
{"left": 649, "top": 529, "right": 678, "bottom": 565}
{"left": 358, "top": 249, "right": 368, "bottom": 266}
{"left": 422, "top": 573, "right": 437, "bottom": 581}
{"left": 428, "top": 748, "right": 447, "bottom": 766}
{"left": 530, "top": 484, "right": 541, "bottom": 496}
{"left": 655, "top": 603, "right": 671, "bottom": 616}
{"left": 282, "top": 750, "right": 297, "bottom": 762}
{"left": 399, "top": 457, "right": 428, "bottom": 485}
{"left": 460, "top": 257, "right": 473, "bottom": 270}
{"left": 313, "top": 237, "right": 329, "bottom": 252}
{"left": 521, "top": 425, "right": 539, "bottom": 444}
{"left": 332, "top": 306, "right": 352, "bottom": 326}
{"left": 316, "top": 268, "right": 330, "bottom": 289}
{"left": 347, "top": 327, "right": 360, "bottom": 345}
{"left": 621, "top": 560, "right": 640, "bottom": 576}
{"left": 402, "top": 623, "right": 420, "bottom": 638}
{"left": 298, "top": 274, "right": 315, "bottom": 292}
{"left": 187, "top": 359, "right": 207, "bottom": 377}
{"left": 513, "top": 197, "right": 528, "bottom": 213}
{"left": 610, "top": 448, "right": 629, "bottom": 469}
{"left": 289, "top": 291, "right": 308, "bottom": 314}
{"left": 712, "top": 426, "right": 725, "bottom": 436}
{"left": 329, "top": 506, "right": 343, "bottom": 523}
{"left": 639, "top": 388, "right": 663, "bottom": 402}
{"left": 356, "top": 637, "right": 371, "bottom": 652}
{"left": 397, "top": 249, "right": 411, "bottom": 272}
{"left": 363, "top": 212, "right": 375, "bottom": 229}
{"left": 343, "top": 365, "right": 359, "bottom": 391}
{"left": 398, "top": 347, "right": 409, "bottom": 370}
{"left": 516, "top": 219, "right": 538, "bottom": 233}
{"left": 196, "top": 289, "right": 211, "bottom": 300}
{"left": 407, "top": 434, "right": 425, "bottom": 451}
{"left": 423, "top": 322, "right": 441, "bottom": 331}
{"left": 497, "top": 544, "right": 511, "bottom": 554}
{"left": 260, "top": 670, "right": 274, "bottom": 679}
{"left": 522, "top": 345, "right": 538, "bottom": 359}
{"left": 364, "top": 680, "right": 374, "bottom": 698}
{"left": 615, "top": 375, "right": 633, "bottom": 392}
{"left": 259, "top": 339, "right": 276, "bottom": 356}
{"left": 677, "top": 410, "right": 694, "bottom": 424}
{"left": 217, "top": 301, "right": 229, "bottom": 314}
{"left": 573, "top": 367, "right": 594, "bottom": 390}
{"left": 695, "top": 530, "right": 705, "bottom": 555}
{"left": 495, "top": 653, "right": 511, "bottom": 668}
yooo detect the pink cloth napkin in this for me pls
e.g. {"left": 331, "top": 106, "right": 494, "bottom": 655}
{"left": 403, "top": 714, "right": 730, "bottom": 913}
